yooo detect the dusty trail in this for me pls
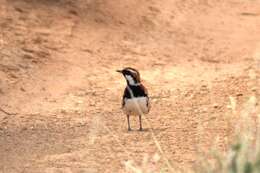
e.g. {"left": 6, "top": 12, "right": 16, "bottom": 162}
{"left": 1, "top": 0, "right": 260, "bottom": 172}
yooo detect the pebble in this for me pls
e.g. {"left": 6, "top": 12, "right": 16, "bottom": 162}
{"left": 213, "top": 103, "right": 219, "bottom": 108}
{"left": 236, "top": 93, "right": 243, "bottom": 97}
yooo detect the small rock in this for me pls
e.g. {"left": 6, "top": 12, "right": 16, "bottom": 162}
{"left": 201, "top": 84, "right": 207, "bottom": 88}
{"left": 20, "top": 87, "right": 26, "bottom": 92}
{"left": 202, "top": 107, "right": 208, "bottom": 112}
{"left": 10, "top": 73, "right": 18, "bottom": 79}
{"left": 251, "top": 87, "right": 257, "bottom": 92}
{"left": 14, "top": 7, "right": 24, "bottom": 13}
{"left": 68, "top": 10, "right": 78, "bottom": 16}
{"left": 60, "top": 109, "right": 67, "bottom": 114}
{"left": 236, "top": 93, "right": 243, "bottom": 97}
{"left": 89, "top": 102, "right": 95, "bottom": 106}
{"left": 76, "top": 100, "right": 83, "bottom": 104}
{"left": 74, "top": 110, "right": 81, "bottom": 114}
{"left": 213, "top": 103, "right": 219, "bottom": 108}
{"left": 23, "top": 54, "right": 34, "bottom": 60}
{"left": 22, "top": 47, "right": 35, "bottom": 53}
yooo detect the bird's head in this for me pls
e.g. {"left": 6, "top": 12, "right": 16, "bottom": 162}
{"left": 117, "top": 67, "right": 141, "bottom": 86}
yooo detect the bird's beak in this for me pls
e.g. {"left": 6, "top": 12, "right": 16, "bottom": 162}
{"left": 116, "top": 70, "right": 122, "bottom": 73}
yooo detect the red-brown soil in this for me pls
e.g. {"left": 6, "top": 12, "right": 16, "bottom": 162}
{"left": 1, "top": 0, "right": 260, "bottom": 172}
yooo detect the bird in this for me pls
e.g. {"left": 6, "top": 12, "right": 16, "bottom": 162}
{"left": 117, "top": 67, "right": 150, "bottom": 131}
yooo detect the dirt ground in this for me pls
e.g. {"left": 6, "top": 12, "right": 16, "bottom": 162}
{"left": 1, "top": 0, "right": 260, "bottom": 172}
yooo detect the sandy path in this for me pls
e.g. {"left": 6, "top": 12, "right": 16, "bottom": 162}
{"left": 1, "top": 0, "right": 260, "bottom": 172}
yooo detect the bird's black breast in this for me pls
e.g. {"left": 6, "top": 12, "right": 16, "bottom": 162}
{"left": 123, "top": 85, "right": 148, "bottom": 99}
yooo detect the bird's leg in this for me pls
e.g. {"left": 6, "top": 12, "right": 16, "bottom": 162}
{"left": 127, "top": 115, "right": 131, "bottom": 131}
{"left": 139, "top": 115, "right": 143, "bottom": 131}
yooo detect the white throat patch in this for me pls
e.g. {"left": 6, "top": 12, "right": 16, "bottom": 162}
{"left": 125, "top": 75, "right": 139, "bottom": 86}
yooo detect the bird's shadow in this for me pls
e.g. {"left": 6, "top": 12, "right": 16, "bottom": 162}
{"left": 125, "top": 127, "right": 168, "bottom": 133}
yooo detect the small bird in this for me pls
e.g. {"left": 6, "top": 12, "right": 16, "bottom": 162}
{"left": 117, "top": 67, "right": 150, "bottom": 131}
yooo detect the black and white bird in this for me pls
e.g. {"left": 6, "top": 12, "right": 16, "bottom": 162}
{"left": 117, "top": 67, "right": 150, "bottom": 131}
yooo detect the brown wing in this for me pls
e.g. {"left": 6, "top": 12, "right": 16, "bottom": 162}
{"left": 140, "top": 84, "right": 148, "bottom": 96}
{"left": 140, "top": 84, "right": 151, "bottom": 112}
